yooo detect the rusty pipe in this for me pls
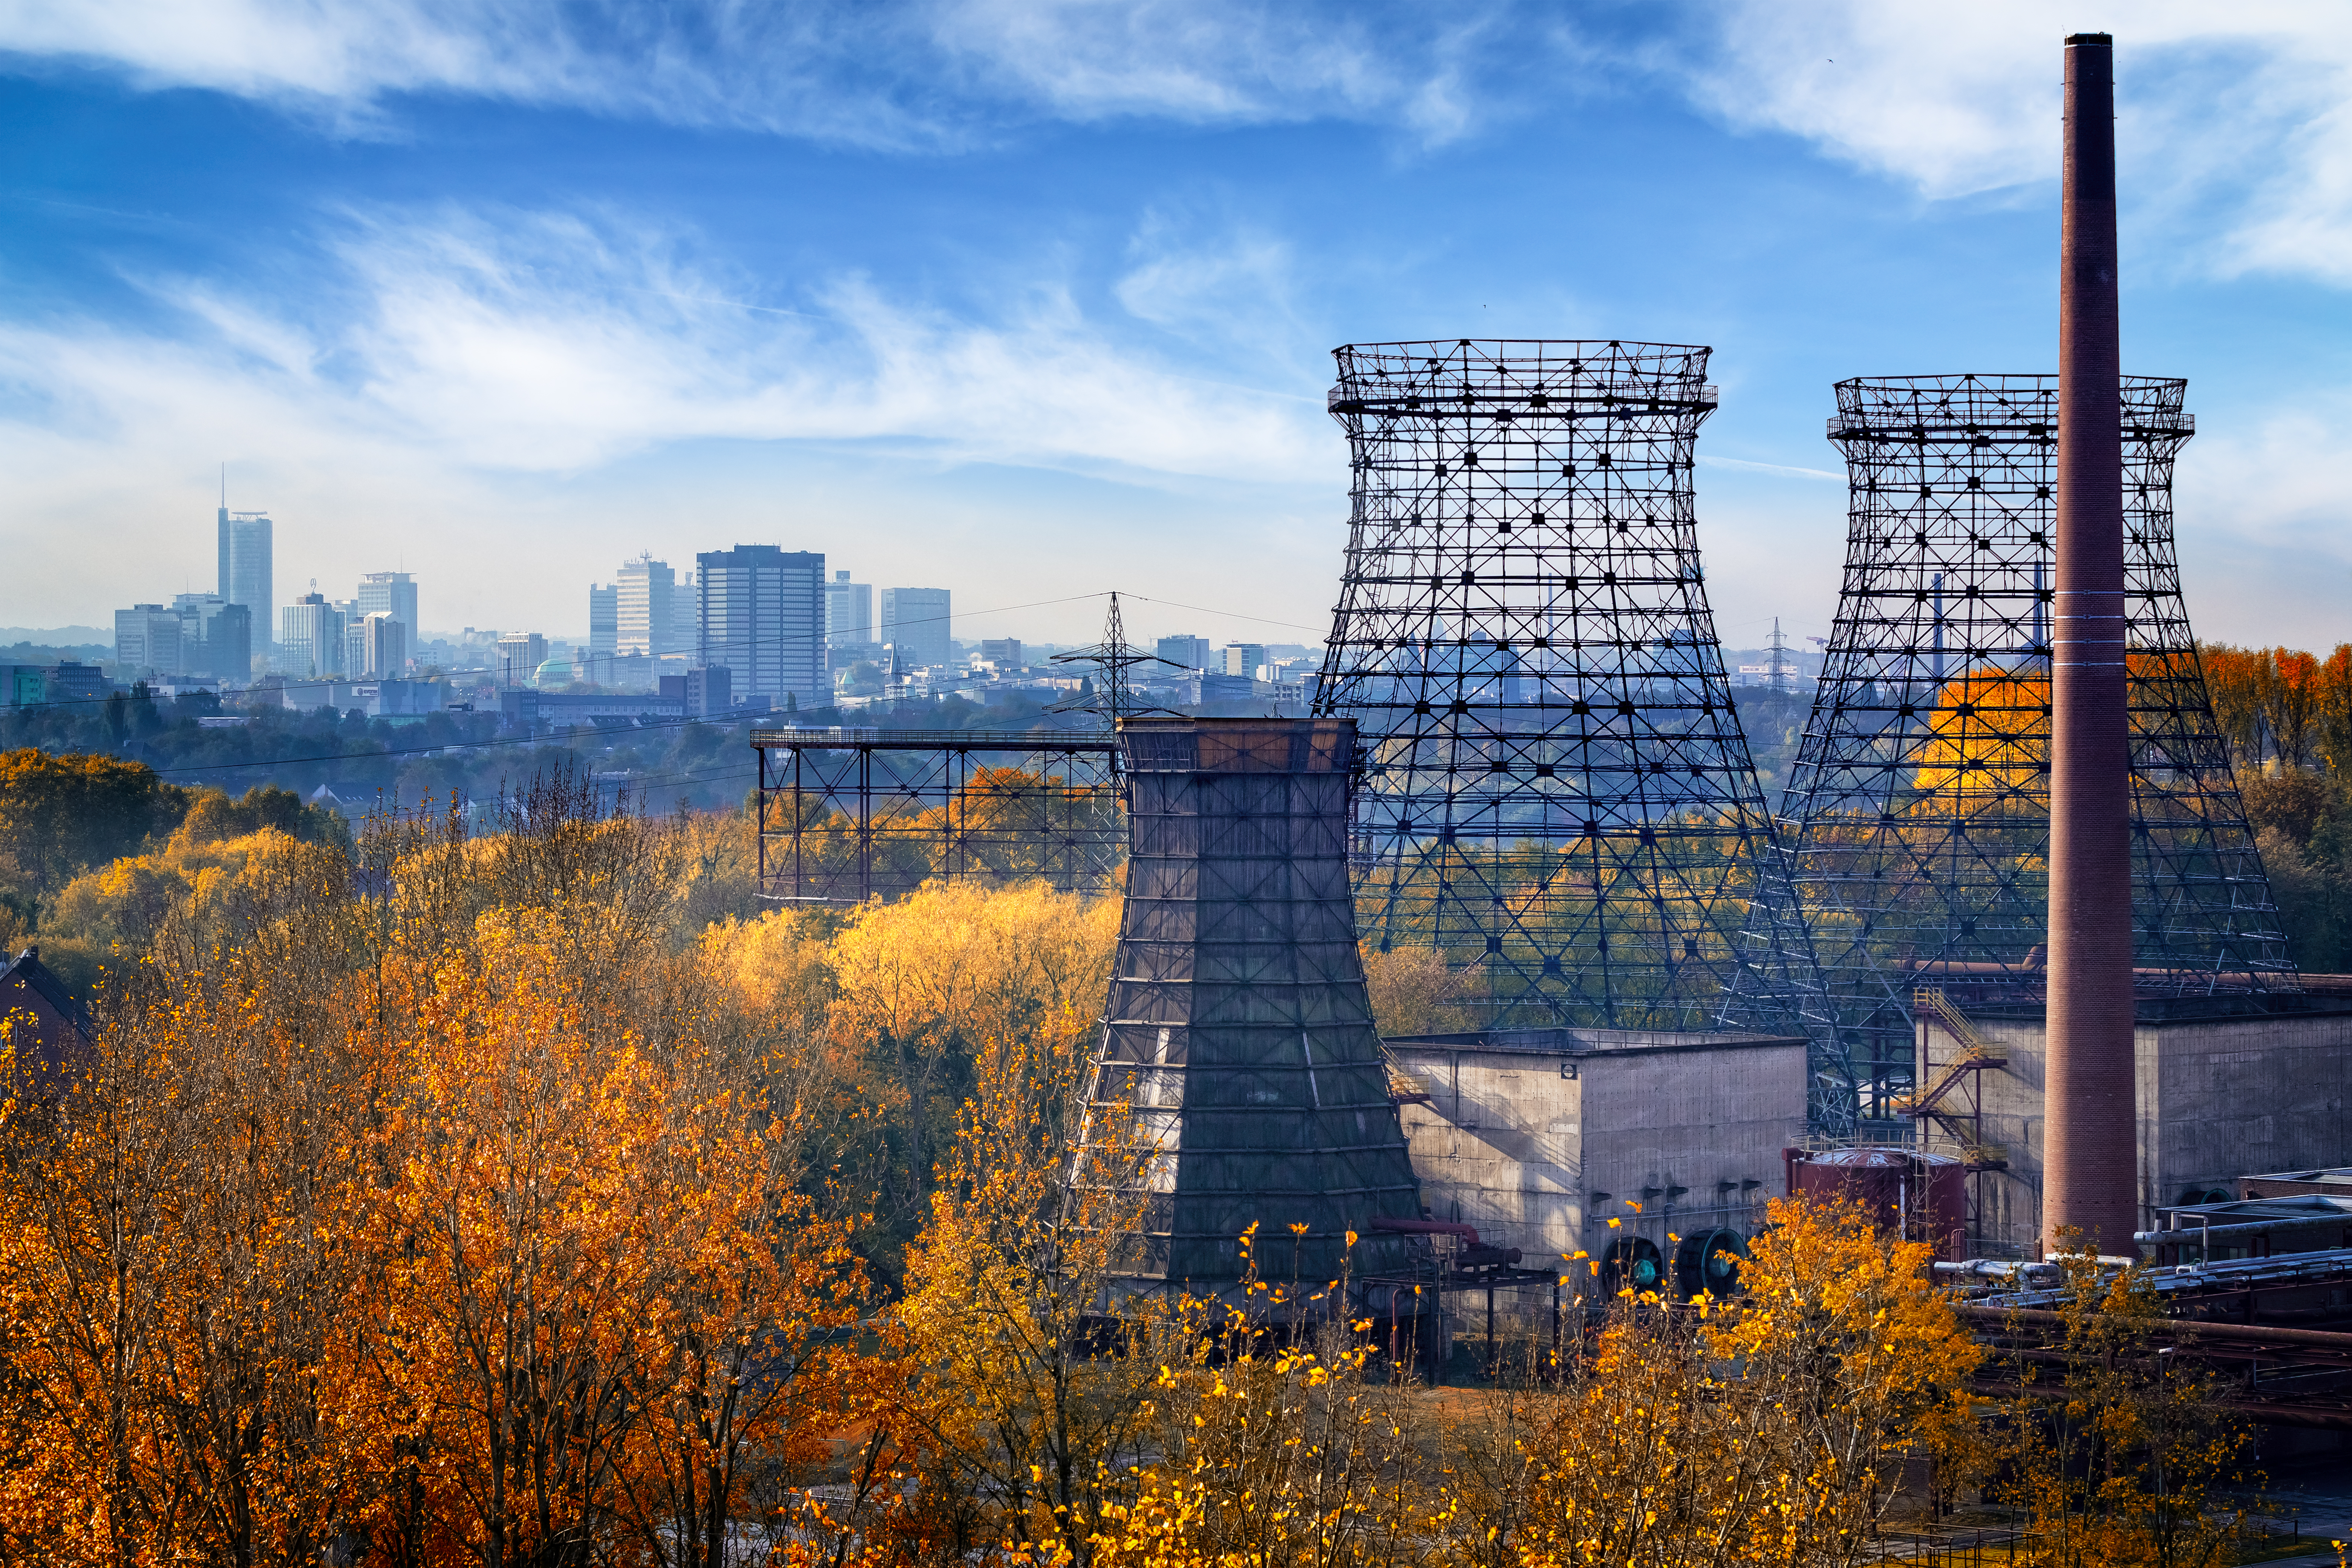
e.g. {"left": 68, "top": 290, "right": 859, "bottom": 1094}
{"left": 2044, "top": 32, "right": 2138, "bottom": 1255}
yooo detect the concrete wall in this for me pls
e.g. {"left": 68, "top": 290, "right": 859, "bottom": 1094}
{"left": 1918, "top": 1006, "right": 2352, "bottom": 1252}
{"left": 1388, "top": 1030, "right": 1808, "bottom": 1291}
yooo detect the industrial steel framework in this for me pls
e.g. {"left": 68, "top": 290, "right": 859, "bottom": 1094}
{"left": 1778, "top": 374, "right": 2295, "bottom": 1112}
{"left": 752, "top": 727, "right": 1123, "bottom": 903}
{"left": 1313, "top": 340, "right": 1836, "bottom": 1059}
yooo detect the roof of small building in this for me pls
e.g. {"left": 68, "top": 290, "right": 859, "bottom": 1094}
{"left": 0, "top": 945, "right": 96, "bottom": 1044}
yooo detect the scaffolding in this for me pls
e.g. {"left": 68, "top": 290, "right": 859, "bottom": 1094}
{"left": 1312, "top": 339, "right": 1838, "bottom": 1072}
{"left": 1778, "top": 374, "right": 2295, "bottom": 1111}
{"left": 752, "top": 728, "right": 1123, "bottom": 903}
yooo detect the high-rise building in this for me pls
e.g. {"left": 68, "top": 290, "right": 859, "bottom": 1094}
{"left": 1156, "top": 635, "right": 1211, "bottom": 672}
{"left": 353, "top": 612, "right": 407, "bottom": 678}
{"left": 825, "top": 570, "right": 874, "bottom": 648}
{"left": 696, "top": 546, "right": 824, "bottom": 709}
{"left": 616, "top": 555, "right": 674, "bottom": 657}
{"left": 1221, "top": 643, "right": 1266, "bottom": 678}
{"left": 357, "top": 572, "right": 419, "bottom": 645}
{"left": 172, "top": 593, "right": 251, "bottom": 681}
{"left": 280, "top": 593, "right": 345, "bottom": 679}
{"left": 496, "top": 632, "right": 548, "bottom": 688}
{"left": 879, "top": 587, "right": 951, "bottom": 669}
{"left": 978, "top": 638, "right": 1023, "bottom": 668}
{"left": 674, "top": 570, "right": 697, "bottom": 663}
{"left": 217, "top": 507, "right": 273, "bottom": 655}
{"left": 114, "top": 605, "right": 184, "bottom": 675}
{"left": 588, "top": 584, "right": 619, "bottom": 657}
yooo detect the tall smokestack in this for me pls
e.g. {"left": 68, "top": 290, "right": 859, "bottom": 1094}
{"left": 2045, "top": 32, "right": 2136, "bottom": 1253}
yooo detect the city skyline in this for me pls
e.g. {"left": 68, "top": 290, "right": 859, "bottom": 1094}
{"left": 9, "top": 9, "right": 2352, "bottom": 652}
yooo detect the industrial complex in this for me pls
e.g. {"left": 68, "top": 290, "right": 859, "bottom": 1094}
{"left": 742, "top": 34, "right": 2352, "bottom": 1427}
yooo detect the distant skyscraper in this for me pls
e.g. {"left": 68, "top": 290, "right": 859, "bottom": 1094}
{"left": 1222, "top": 643, "right": 1266, "bottom": 678}
{"left": 217, "top": 505, "right": 273, "bottom": 655}
{"left": 616, "top": 555, "right": 674, "bottom": 657}
{"left": 675, "top": 569, "right": 697, "bottom": 661}
{"left": 1156, "top": 635, "right": 1211, "bottom": 672}
{"left": 280, "top": 592, "right": 345, "bottom": 679}
{"left": 978, "top": 638, "right": 1023, "bottom": 668}
{"left": 826, "top": 570, "right": 874, "bottom": 648}
{"left": 879, "top": 587, "right": 951, "bottom": 669}
{"left": 172, "top": 592, "right": 249, "bottom": 680}
{"left": 357, "top": 571, "right": 419, "bottom": 643}
{"left": 354, "top": 612, "right": 407, "bottom": 678}
{"left": 114, "top": 605, "right": 183, "bottom": 675}
{"left": 696, "top": 545, "right": 824, "bottom": 709}
{"left": 496, "top": 632, "right": 548, "bottom": 688}
{"left": 588, "top": 584, "right": 619, "bottom": 657}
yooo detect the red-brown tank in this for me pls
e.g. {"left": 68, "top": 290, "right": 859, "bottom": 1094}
{"left": 1784, "top": 1147, "right": 1968, "bottom": 1261}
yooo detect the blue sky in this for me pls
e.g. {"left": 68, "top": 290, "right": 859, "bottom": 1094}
{"left": 5, "top": 2, "right": 2351, "bottom": 652}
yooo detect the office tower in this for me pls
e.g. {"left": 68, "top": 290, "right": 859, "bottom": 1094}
{"left": 978, "top": 638, "right": 1023, "bottom": 668}
{"left": 697, "top": 546, "right": 825, "bottom": 709}
{"left": 879, "top": 587, "right": 951, "bottom": 669}
{"left": 217, "top": 506, "right": 273, "bottom": 655}
{"left": 280, "top": 593, "right": 345, "bottom": 679}
{"left": 1221, "top": 643, "right": 1266, "bottom": 678}
{"left": 113, "top": 605, "right": 184, "bottom": 675}
{"left": 674, "top": 570, "right": 697, "bottom": 662}
{"left": 588, "top": 584, "right": 618, "bottom": 657}
{"left": 616, "top": 555, "right": 674, "bottom": 656}
{"left": 357, "top": 571, "right": 419, "bottom": 643}
{"left": 496, "top": 632, "right": 548, "bottom": 688}
{"left": 826, "top": 570, "right": 874, "bottom": 648}
{"left": 1156, "top": 635, "right": 1211, "bottom": 672}
{"left": 172, "top": 593, "right": 229, "bottom": 678}
{"left": 352, "top": 612, "right": 407, "bottom": 678}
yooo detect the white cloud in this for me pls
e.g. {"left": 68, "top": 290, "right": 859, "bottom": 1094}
{"left": 71, "top": 203, "right": 1333, "bottom": 481}
{"left": 0, "top": 0, "right": 1519, "bottom": 145}
{"left": 0, "top": 202, "right": 1352, "bottom": 636}
{"left": 1674, "top": 2, "right": 2352, "bottom": 285}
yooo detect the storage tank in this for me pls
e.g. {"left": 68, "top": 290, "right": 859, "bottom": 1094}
{"left": 1785, "top": 1147, "right": 1967, "bottom": 1260}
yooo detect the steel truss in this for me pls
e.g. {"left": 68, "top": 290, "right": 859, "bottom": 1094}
{"left": 1780, "top": 374, "right": 2295, "bottom": 1111}
{"left": 752, "top": 727, "right": 1123, "bottom": 903}
{"left": 1313, "top": 340, "right": 1837, "bottom": 1064}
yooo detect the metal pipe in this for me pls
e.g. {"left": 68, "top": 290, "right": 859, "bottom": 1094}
{"left": 2044, "top": 31, "right": 2138, "bottom": 1255}
{"left": 2134, "top": 1213, "right": 2352, "bottom": 1246}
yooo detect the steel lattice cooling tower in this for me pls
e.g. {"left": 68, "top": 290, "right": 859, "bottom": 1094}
{"left": 1312, "top": 339, "right": 1833, "bottom": 1060}
{"left": 1067, "top": 717, "right": 1427, "bottom": 1293}
{"left": 1780, "top": 374, "right": 2296, "bottom": 1112}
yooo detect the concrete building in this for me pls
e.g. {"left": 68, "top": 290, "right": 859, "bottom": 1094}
{"left": 826, "top": 571, "right": 874, "bottom": 648}
{"left": 1387, "top": 1027, "right": 1809, "bottom": 1292}
{"left": 880, "top": 587, "right": 951, "bottom": 671}
{"left": 674, "top": 570, "right": 697, "bottom": 665}
{"left": 352, "top": 611, "right": 407, "bottom": 678}
{"left": 496, "top": 632, "right": 548, "bottom": 688}
{"left": 1915, "top": 997, "right": 2352, "bottom": 1253}
{"left": 697, "top": 545, "right": 825, "bottom": 710}
{"left": 0, "top": 666, "right": 47, "bottom": 707}
{"left": 588, "top": 584, "right": 618, "bottom": 657}
{"left": 114, "top": 604, "right": 184, "bottom": 675}
{"left": 1157, "top": 635, "right": 1211, "bottom": 672}
{"left": 172, "top": 593, "right": 249, "bottom": 681}
{"left": 217, "top": 507, "right": 272, "bottom": 655}
{"left": 280, "top": 593, "right": 345, "bottom": 679}
{"left": 356, "top": 572, "right": 418, "bottom": 646}
{"left": 1222, "top": 643, "right": 1267, "bottom": 678}
{"left": 658, "top": 666, "right": 732, "bottom": 718}
{"left": 501, "top": 688, "right": 688, "bottom": 733}
{"left": 616, "top": 556, "right": 675, "bottom": 657}
{"left": 978, "top": 638, "right": 1023, "bottom": 669}
{"left": 44, "top": 663, "right": 109, "bottom": 706}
